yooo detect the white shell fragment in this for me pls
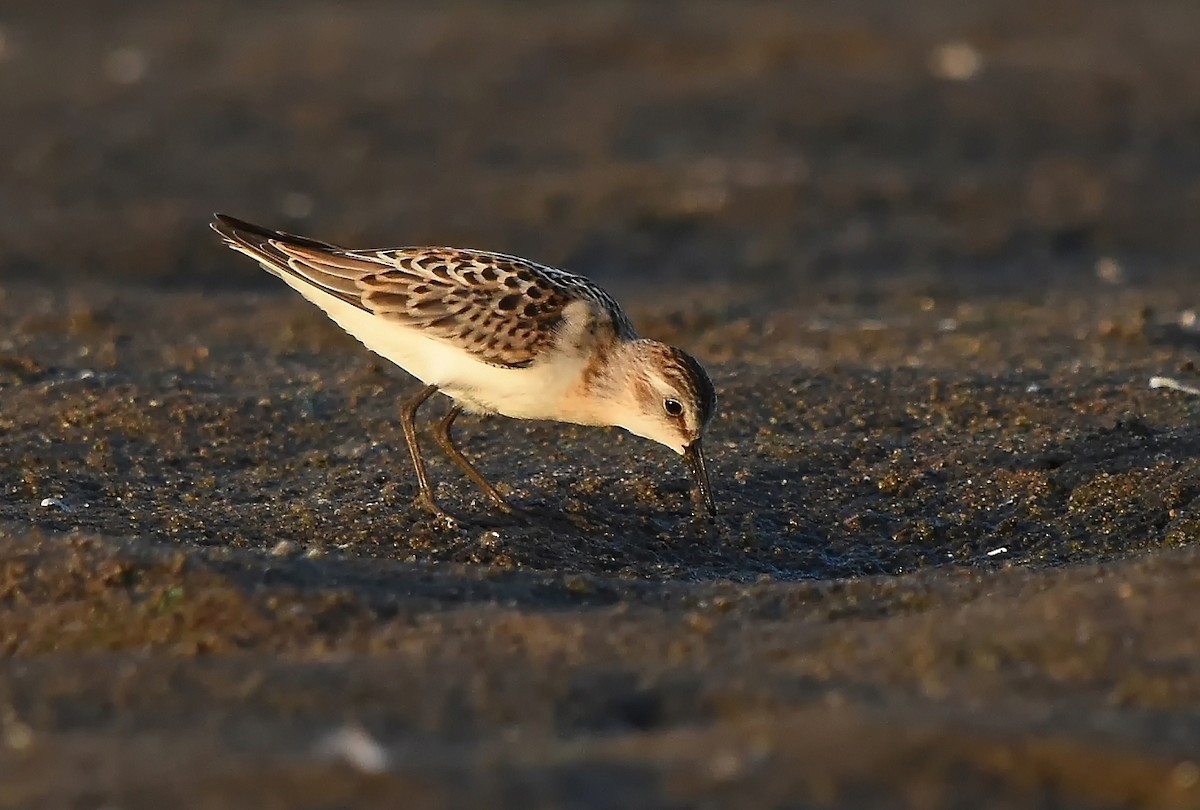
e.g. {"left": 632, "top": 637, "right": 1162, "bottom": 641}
{"left": 39, "top": 497, "right": 70, "bottom": 512}
{"left": 1149, "top": 376, "right": 1200, "bottom": 396}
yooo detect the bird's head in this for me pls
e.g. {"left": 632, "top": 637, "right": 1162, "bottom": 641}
{"left": 611, "top": 340, "right": 718, "bottom": 515}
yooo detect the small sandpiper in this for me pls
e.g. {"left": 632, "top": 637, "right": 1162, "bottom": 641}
{"left": 211, "top": 214, "right": 717, "bottom": 519}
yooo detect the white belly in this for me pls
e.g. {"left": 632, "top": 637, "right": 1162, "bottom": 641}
{"left": 280, "top": 275, "right": 587, "bottom": 421}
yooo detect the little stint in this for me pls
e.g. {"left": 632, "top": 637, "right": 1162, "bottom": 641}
{"left": 212, "top": 214, "right": 717, "bottom": 519}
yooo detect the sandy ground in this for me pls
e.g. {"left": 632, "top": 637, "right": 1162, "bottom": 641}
{"left": 3, "top": 1, "right": 1200, "bottom": 807}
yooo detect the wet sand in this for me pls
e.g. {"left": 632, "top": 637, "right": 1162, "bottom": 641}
{"left": 3, "top": 1, "right": 1200, "bottom": 807}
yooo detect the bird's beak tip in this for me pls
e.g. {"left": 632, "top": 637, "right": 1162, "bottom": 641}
{"left": 683, "top": 439, "right": 717, "bottom": 518}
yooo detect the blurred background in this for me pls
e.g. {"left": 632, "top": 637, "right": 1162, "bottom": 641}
{"left": 8, "top": 7, "right": 1200, "bottom": 803}
{"left": 3, "top": 0, "right": 1199, "bottom": 292}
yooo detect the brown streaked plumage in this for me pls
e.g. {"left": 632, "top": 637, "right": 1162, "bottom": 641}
{"left": 211, "top": 213, "right": 718, "bottom": 519}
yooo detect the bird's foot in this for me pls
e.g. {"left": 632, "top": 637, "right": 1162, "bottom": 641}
{"left": 487, "top": 495, "right": 519, "bottom": 516}
{"left": 415, "top": 494, "right": 458, "bottom": 527}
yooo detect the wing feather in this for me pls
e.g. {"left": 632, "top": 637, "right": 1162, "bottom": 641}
{"left": 211, "top": 214, "right": 633, "bottom": 368}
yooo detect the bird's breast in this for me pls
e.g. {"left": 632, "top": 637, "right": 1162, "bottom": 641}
{"left": 275, "top": 272, "right": 608, "bottom": 424}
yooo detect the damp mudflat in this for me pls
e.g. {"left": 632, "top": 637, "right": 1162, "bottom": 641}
{"left": 3, "top": 1, "right": 1200, "bottom": 807}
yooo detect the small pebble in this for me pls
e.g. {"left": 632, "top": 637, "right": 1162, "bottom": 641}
{"left": 314, "top": 725, "right": 389, "bottom": 774}
{"left": 269, "top": 539, "right": 297, "bottom": 557}
{"left": 929, "top": 41, "right": 982, "bottom": 81}
{"left": 1095, "top": 256, "right": 1125, "bottom": 285}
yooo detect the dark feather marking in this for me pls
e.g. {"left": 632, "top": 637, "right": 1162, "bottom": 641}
{"left": 213, "top": 214, "right": 636, "bottom": 369}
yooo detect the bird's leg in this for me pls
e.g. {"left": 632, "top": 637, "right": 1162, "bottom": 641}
{"left": 432, "top": 404, "right": 515, "bottom": 514}
{"left": 399, "top": 384, "right": 450, "bottom": 519}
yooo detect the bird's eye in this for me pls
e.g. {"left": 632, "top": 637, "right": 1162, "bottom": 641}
{"left": 663, "top": 398, "right": 684, "bottom": 417}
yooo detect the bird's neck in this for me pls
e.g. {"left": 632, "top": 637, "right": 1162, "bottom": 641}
{"left": 561, "top": 339, "right": 646, "bottom": 428}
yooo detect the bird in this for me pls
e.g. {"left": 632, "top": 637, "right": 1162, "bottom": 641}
{"left": 211, "top": 214, "right": 717, "bottom": 520}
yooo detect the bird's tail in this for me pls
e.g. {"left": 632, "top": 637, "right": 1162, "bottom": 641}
{"left": 210, "top": 213, "right": 342, "bottom": 279}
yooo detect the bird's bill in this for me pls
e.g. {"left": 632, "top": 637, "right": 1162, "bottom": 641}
{"left": 683, "top": 439, "right": 717, "bottom": 516}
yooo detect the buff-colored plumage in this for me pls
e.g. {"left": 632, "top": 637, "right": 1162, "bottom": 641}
{"left": 211, "top": 214, "right": 716, "bottom": 518}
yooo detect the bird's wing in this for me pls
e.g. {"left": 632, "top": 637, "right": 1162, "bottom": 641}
{"left": 211, "top": 214, "right": 631, "bottom": 368}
